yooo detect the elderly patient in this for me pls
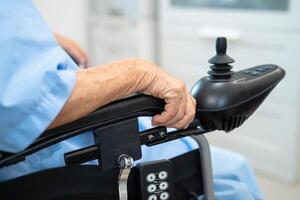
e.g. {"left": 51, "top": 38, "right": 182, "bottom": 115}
{"left": 0, "top": 1, "right": 262, "bottom": 200}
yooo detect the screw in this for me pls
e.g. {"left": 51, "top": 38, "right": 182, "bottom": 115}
{"left": 159, "top": 131, "right": 167, "bottom": 138}
{"left": 148, "top": 134, "right": 155, "bottom": 142}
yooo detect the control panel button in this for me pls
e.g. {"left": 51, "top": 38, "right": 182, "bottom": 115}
{"left": 160, "top": 192, "right": 170, "bottom": 200}
{"left": 261, "top": 66, "right": 272, "bottom": 70}
{"left": 159, "top": 181, "right": 169, "bottom": 190}
{"left": 146, "top": 173, "right": 156, "bottom": 182}
{"left": 158, "top": 171, "right": 168, "bottom": 180}
{"left": 243, "top": 70, "right": 252, "bottom": 74}
{"left": 250, "top": 71, "right": 261, "bottom": 76}
{"left": 147, "top": 184, "right": 157, "bottom": 193}
{"left": 255, "top": 68, "right": 268, "bottom": 72}
{"left": 148, "top": 195, "right": 158, "bottom": 200}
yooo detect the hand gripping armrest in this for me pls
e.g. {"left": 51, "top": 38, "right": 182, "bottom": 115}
{"left": 39, "top": 94, "right": 165, "bottom": 143}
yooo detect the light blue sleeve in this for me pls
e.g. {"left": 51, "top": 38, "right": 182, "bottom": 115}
{"left": 0, "top": 0, "right": 78, "bottom": 152}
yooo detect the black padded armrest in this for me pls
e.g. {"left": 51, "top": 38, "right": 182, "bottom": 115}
{"left": 33, "top": 94, "right": 165, "bottom": 147}
{"left": 0, "top": 94, "right": 165, "bottom": 167}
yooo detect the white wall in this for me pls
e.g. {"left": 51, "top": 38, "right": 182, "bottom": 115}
{"left": 159, "top": 0, "right": 300, "bottom": 182}
{"left": 33, "top": 0, "right": 89, "bottom": 50}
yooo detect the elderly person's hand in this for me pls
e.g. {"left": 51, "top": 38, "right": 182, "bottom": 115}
{"left": 137, "top": 60, "right": 196, "bottom": 129}
{"left": 54, "top": 33, "right": 89, "bottom": 67}
{"left": 49, "top": 58, "right": 196, "bottom": 130}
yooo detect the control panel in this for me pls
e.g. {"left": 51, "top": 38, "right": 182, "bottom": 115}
{"left": 137, "top": 160, "right": 174, "bottom": 200}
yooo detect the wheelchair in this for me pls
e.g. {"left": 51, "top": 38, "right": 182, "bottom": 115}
{"left": 0, "top": 38, "right": 285, "bottom": 200}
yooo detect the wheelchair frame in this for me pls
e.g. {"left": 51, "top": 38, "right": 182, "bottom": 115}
{"left": 0, "top": 95, "right": 215, "bottom": 200}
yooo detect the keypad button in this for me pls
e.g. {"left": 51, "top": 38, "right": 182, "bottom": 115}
{"left": 147, "top": 184, "right": 157, "bottom": 193}
{"left": 160, "top": 192, "right": 170, "bottom": 200}
{"left": 159, "top": 182, "right": 169, "bottom": 190}
{"left": 148, "top": 194, "right": 157, "bottom": 200}
{"left": 146, "top": 173, "right": 156, "bottom": 182}
{"left": 158, "top": 171, "right": 168, "bottom": 180}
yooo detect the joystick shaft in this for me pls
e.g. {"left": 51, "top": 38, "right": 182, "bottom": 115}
{"left": 208, "top": 37, "right": 235, "bottom": 79}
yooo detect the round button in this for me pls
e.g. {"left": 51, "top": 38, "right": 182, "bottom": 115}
{"left": 242, "top": 70, "right": 252, "bottom": 74}
{"left": 158, "top": 171, "right": 168, "bottom": 180}
{"left": 148, "top": 194, "right": 157, "bottom": 200}
{"left": 255, "top": 68, "right": 267, "bottom": 72}
{"left": 146, "top": 173, "right": 156, "bottom": 182}
{"left": 250, "top": 71, "right": 260, "bottom": 76}
{"left": 160, "top": 192, "right": 169, "bottom": 200}
{"left": 159, "top": 181, "right": 169, "bottom": 190}
{"left": 261, "top": 66, "right": 272, "bottom": 70}
{"left": 147, "top": 184, "right": 157, "bottom": 193}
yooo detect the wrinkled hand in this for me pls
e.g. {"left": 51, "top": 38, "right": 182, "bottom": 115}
{"left": 54, "top": 33, "right": 89, "bottom": 68}
{"left": 137, "top": 59, "right": 197, "bottom": 129}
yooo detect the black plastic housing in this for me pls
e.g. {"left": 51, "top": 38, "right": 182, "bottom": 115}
{"left": 191, "top": 64, "right": 285, "bottom": 131}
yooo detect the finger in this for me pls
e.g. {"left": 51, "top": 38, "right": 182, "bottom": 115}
{"left": 83, "top": 57, "right": 90, "bottom": 68}
{"left": 163, "top": 93, "right": 187, "bottom": 126}
{"left": 169, "top": 109, "right": 194, "bottom": 129}
{"left": 70, "top": 48, "right": 88, "bottom": 65}
{"left": 152, "top": 96, "right": 181, "bottom": 125}
{"left": 169, "top": 96, "right": 196, "bottom": 129}
{"left": 185, "top": 95, "right": 197, "bottom": 125}
{"left": 168, "top": 114, "right": 190, "bottom": 129}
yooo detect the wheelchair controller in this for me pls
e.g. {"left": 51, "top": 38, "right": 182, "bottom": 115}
{"left": 0, "top": 37, "right": 285, "bottom": 200}
{"left": 136, "top": 37, "right": 285, "bottom": 200}
{"left": 191, "top": 37, "right": 285, "bottom": 132}
{"left": 134, "top": 38, "right": 285, "bottom": 200}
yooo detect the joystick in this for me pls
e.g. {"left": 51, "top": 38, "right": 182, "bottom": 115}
{"left": 208, "top": 37, "right": 234, "bottom": 79}
{"left": 191, "top": 37, "right": 285, "bottom": 131}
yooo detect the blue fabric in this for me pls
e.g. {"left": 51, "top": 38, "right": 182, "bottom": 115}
{"left": 0, "top": 1, "right": 262, "bottom": 199}
{"left": 0, "top": 0, "right": 77, "bottom": 153}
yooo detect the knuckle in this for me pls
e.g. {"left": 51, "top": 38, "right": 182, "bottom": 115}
{"left": 175, "top": 113, "right": 184, "bottom": 122}
{"left": 164, "top": 113, "right": 172, "bottom": 121}
{"left": 166, "top": 111, "right": 176, "bottom": 120}
{"left": 186, "top": 111, "right": 195, "bottom": 121}
{"left": 178, "top": 80, "right": 186, "bottom": 90}
{"left": 173, "top": 86, "right": 181, "bottom": 94}
{"left": 179, "top": 111, "right": 185, "bottom": 118}
{"left": 189, "top": 102, "right": 197, "bottom": 112}
{"left": 174, "top": 80, "right": 185, "bottom": 92}
{"left": 190, "top": 110, "right": 196, "bottom": 119}
{"left": 191, "top": 97, "right": 197, "bottom": 105}
{"left": 180, "top": 123, "right": 188, "bottom": 129}
{"left": 191, "top": 108, "right": 196, "bottom": 115}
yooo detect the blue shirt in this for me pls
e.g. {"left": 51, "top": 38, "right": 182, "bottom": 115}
{"left": 0, "top": 0, "right": 77, "bottom": 153}
{"left": 0, "top": 1, "right": 262, "bottom": 199}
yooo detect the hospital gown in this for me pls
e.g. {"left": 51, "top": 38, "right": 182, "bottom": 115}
{"left": 0, "top": 1, "right": 262, "bottom": 199}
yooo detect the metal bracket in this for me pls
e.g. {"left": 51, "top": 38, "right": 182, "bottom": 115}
{"left": 95, "top": 118, "right": 141, "bottom": 171}
{"left": 118, "top": 154, "right": 134, "bottom": 200}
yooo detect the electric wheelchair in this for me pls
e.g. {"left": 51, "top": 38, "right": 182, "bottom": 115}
{"left": 0, "top": 38, "right": 285, "bottom": 200}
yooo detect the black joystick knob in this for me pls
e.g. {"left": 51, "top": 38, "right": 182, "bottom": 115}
{"left": 208, "top": 37, "right": 235, "bottom": 79}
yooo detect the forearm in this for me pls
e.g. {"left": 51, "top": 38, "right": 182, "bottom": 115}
{"left": 48, "top": 59, "right": 151, "bottom": 129}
